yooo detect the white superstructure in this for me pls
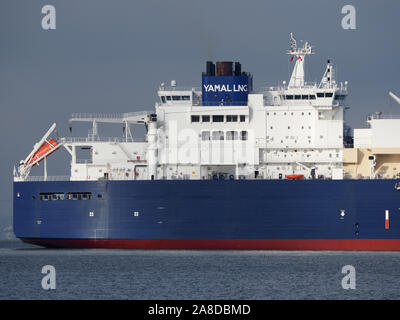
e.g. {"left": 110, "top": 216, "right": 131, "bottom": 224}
{"left": 15, "top": 34, "right": 350, "bottom": 182}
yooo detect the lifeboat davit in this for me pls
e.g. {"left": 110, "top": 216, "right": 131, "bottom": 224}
{"left": 27, "top": 139, "right": 58, "bottom": 165}
{"left": 286, "top": 174, "right": 304, "bottom": 180}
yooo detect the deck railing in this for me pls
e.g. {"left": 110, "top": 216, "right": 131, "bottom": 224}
{"left": 368, "top": 114, "right": 400, "bottom": 120}
{"left": 18, "top": 176, "right": 71, "bottom": 182}
{"left": 61, "top": 137, "right": 146, "bottom": 143}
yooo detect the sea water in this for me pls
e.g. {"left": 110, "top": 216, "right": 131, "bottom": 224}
{"left": 0, "top": 240, "right": 399, "bottom": 300}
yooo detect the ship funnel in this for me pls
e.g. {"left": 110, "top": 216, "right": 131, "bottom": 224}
{"left": 202, "top": 61, "right": 253, "bottom": 106}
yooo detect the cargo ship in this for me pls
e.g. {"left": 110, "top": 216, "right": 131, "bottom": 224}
{"left": 13, "top": 34, "right": 400, "bottom": 250}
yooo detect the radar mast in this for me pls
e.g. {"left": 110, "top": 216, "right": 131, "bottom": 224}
{"left": 287, "top": 33, "right": 314, "bottom": 88}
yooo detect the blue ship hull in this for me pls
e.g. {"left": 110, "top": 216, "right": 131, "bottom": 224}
{"left": 12, "top": 179, "right": 400, "bottom": 250}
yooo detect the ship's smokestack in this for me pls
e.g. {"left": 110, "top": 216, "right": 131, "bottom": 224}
{"left": 234, "top": 62, "right": 241, "bottom": 76}
{"left": 216, "top": 61, "right": 233, "bottom": 76}
{"left": 206, "top": 61, "right": 215, "bottom": 76}
{"left": 202, "top": 60, "right": 252, "bottom": 106}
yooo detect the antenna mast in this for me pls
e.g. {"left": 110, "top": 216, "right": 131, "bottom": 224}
{"left": 287, "top": 33, "right": 314, "bottom": 88}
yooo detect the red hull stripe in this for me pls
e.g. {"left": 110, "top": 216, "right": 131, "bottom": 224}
{"left": 21, "top": 238, "right": 400, "bottom": 251}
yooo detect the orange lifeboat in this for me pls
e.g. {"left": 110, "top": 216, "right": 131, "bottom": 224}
{"left": 286, "top": 174, "right": 304, "bottom": 180}
{"left": 27, "top": 139, "right": 58, "bottom": 165}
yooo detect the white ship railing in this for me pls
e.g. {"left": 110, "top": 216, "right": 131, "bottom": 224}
{"left": 257, "top": 83, "right": 347, "bottom": 93}
{"left": 20, "top": 176, "right": 71, "bottom": 182}
{"left": 70, "top": 111, "right": 151, "bottom": 121}
{"left": 368, "top": 114, "right": 400, "bottom": 120}
{"left": 258, "top": 83, "right": 318, "bottom": 92}
{"left": 121, "top": 111, "right": 151, "bottom": 118}
{"left": 158, "top": 86, "right": 200, "bottom": 91}
{"left": 61, "top": 137, "right": 146, "bottom": 143}
{"left": 75, "top": 159, "right": 92, "bottom": 164}
{"left": 70, "top": 113, "right": 123, "bottom": 120}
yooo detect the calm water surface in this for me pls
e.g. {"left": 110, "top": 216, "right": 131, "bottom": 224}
{"left": 0, "top": 240, "right": 399, "bottom": 299}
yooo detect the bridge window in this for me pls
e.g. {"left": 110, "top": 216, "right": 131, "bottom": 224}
{"left": 226, "top": 131, "right": 238, "bottom": 140}
{"left": 286, "top": 95, "right": 293, "bottom": 100}
{"left": 240, "top": 131, "right": 248, "bottom": 141}
{"left": 295, "top": 95, "right": 301, "bottom": 100}
{"left": 191, "top": 115, "right": 200, "bottom": 123}
{"left": 334, "top": 94, "right": 346, "bottom": 100}
{"left": 212, "top": 131, "right": 224, "bottom": 140}
{"left": 182, "top": 96, "right": 190, "bottom": 101}
{"left": 202, "top": 115, "right": 210, "bottom": 122}
{"left": 226, "top": 115, "right": 238, "bottom": 122}
{"left": 317, "top": 93, "right": 324, "bottom": 98}
{"left": 161, "top": 96, "right": 166, "bottom": 103}
{"left": 212, "top": 115, "right": 224, "bottom": 122}
{"left": 166, "top": 96, "right": 171, "bottom": 101}
{"left": 240, "top": 115, "right": 246, "bottom": 122}
{"left": 301, "top": 95, "right": 308, "bottom": 99}
{"left": 310, "top": 95, "right": 316, "bottom": 99}
{"left": 325, "top": 92, "right": 333, "bottom": 97}
{"left": 172, "top": 96, "right": 181, "bottom": 101}
{"left": 201, "top": 131, "right": 210, "bottom": 141}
